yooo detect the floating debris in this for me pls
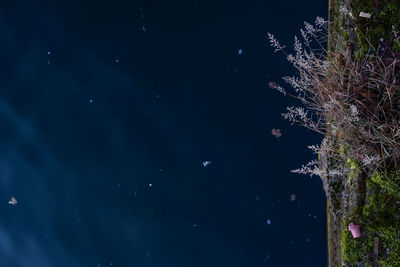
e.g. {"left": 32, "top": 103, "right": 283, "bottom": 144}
{"left": 348, "top": 222, "right": 361, "bottom": 238}
{"left": 263, "top": 254, "right": 271, "bottom": 262}
{"left": 268, "top": 81, "right": 277, "bottom": 89}
{"left": 238, "top": 49, "right": 243, "bottom": 55}
{"left": 266, "top": 219, "right": 271, "bottom": 225}
{"left": 290, "top": 194, "right": 296, "bottom": 201}
{"left": 8, "top": 196, "right": 17, "bottom": 205}
{"left": 359, "top": 12, "right": 371, "bottom": 19}
{"left": 148, "top": 183, "right": 152, "bottom": 187}
{"left": 202, "top": 161, "right": 211, "bottom": 167}
{"left": 271, "top": 128, "right": 282, "bottom": 138}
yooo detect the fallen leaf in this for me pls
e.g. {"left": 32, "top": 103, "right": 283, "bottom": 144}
{"left": 8, "top": 196, "right": 17, "bottom": 206}
{"left": 271, "top": 128, "right": 282, "bottom": 138}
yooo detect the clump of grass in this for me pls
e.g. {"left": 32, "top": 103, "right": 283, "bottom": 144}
{"left": 268, "top": 17, "right": 400, "bottom": 179}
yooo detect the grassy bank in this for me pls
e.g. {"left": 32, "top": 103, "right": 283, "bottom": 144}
{"left": 327, "top": 0, "right": 400, "bottom": 266}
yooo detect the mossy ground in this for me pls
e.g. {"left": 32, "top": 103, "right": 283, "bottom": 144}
{"left": 341, "top": 170, "right": 400, "bottom": 266}
{"left": 326, "top": 0, "right": 400, "bottom": 265}
{"left": 350, "top": 0, "right": 400, "bottom": 56}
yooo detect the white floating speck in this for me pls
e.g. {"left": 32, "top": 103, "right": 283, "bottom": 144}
{"left": 202, "top": 161, "right": 211, "bottom": 167}
{"left": 266, "top": 219, "right": 271, "bottom": 225}
{"left": 47, "top": 51, "right": 51, "bottom": 55}
{"left": 263, "top": 254, "right": 271, "bottom": 262}
{"left": 149, "top": 183, "right": 152, "bottom": 187}
{"left": 115, "top": 58, "right": 119, "bottom": 63}
{"left": 359, "top": 12, "right": 371, "bottom": 19}
{"left": 238, "top": 49, "right": 243, "bottom": 55}
{"left": 89, "top": 98, "right": 94, "bottom": 103}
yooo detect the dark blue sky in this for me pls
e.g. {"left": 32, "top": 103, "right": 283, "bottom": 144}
{"left": 0, "top": 0, "right": 328, "bottom": 266}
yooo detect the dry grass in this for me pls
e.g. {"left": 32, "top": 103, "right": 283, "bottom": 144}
{"left": 268, "top": 18, "right": 400, "bottom": 179}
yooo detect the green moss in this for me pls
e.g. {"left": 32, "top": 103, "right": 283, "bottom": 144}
{"left": 342, "top": 172, "right": 400, "bottom": 266}
{"left": 393, "top": 40, "right": 400, "bottom": 52}
{"left": 342, "top": 226, "right": 374, "bottom": 266}
{"left": 343, "top": 29, "right": 349, "bottom": 41}
{"left": 377, "top": 226, "right": 400, "bottom": 266}
{"left": 371, "top": 171, "right": 400, "bottom": 199}
{"left": 363, "top": 180, "right": 398, "bottom": 228}
{"left": 347, "top": 158, "right": 361, "bottom": 181}
{"left": 350, "top": 0, "right": 400, "bottom": 56}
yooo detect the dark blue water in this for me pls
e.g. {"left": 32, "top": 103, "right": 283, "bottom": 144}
{"left": 0, "top": 0, "right": 328, "bottom": 266}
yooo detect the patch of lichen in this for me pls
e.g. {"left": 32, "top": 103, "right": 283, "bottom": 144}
{"left": 347, "top": 158, "right": 361, "bottom": 182}
{"left": 342, "top": 171, "right": 400, "bottom": 266}
{"left": 351, "top": 0, "right": 400, "bottom": 57}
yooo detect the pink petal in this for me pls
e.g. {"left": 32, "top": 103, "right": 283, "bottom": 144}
{"left": 348, "top": 222, "right": 361, "bottom": 238}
